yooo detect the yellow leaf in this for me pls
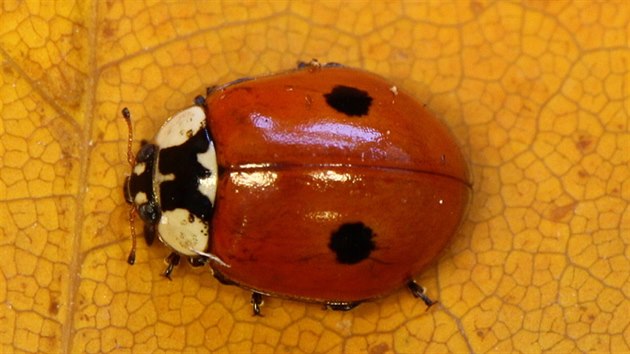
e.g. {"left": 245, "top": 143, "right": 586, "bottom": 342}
{"left": 1, "top": 1, "right": 629, "bottom": 353}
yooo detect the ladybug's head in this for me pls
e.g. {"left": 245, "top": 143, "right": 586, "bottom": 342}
{"left": 124, "top": 141, "right": 161, "bottom": 243}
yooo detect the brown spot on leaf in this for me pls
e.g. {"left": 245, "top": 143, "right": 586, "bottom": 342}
{"left": 49, "top": 298, "right": 60, "bottom": 315}
{"left": 102, "top": 21, "right": 116, "bottom": 38}
{"left": 576, "top": 134, "right": 595, "bottom": 152}
{"left": 470, "top": 1, "right": 484, "bottom": 14}
{"left": 368, "top": 342, "right": 390, "bottom": 354}
{"left": 549, "top": 202, "right": 578, "bottom": 221}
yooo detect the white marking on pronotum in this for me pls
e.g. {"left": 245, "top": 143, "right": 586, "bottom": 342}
{"left": 158, "top": 209, "right": 209, "bottom": 257}
{"left": 197, "top": 141, "right": 219, "bottom": 204}
{"left": 155, "top": 106, "right": 206, "bottom": 148}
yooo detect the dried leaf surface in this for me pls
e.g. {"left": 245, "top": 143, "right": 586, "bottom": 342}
{"left": 1, "top": 1, "right": 629, "bottom": 353}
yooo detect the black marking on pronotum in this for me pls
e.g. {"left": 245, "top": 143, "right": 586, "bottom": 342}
{"left": 329, "top": 222, "right": 376, "bottom": 264}
{"left": 324, "top": 85, "right": 373, "bottom": 117}
{"left": 158, "top": 127, "right": 214, "bottom": 222}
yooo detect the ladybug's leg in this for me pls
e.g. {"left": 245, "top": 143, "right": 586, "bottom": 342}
{"left": 251, "top": 292, "right": 264, "bottom": 316}
{"left": 325, "top": 301, "right": 361, "bottom": 311}
{"left": 297, "top": 59, "right": 344, "bottom": 70}
{"left": 162, "top": 252, "right": 181, "bottom": 280}
{"left": 188, "top": 257, "right": 207, "bottom": 267}
{"left": 407, "top": 280, "right": 437, "bottom": 308}
{"left": 143, "top": 223, "right": 156, "bottom": 246}
{"left": 323, "top": 61, "right": 343, "bottom": 68}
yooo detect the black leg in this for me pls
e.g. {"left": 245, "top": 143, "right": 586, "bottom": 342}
{"left": 143, "top": 223, "right": 156, "bottom": 246}
{"left": 162, "top": 252, "right": 181, "bottom": 280}
{"left": 188, "top": 257, "right": 207, "bottom": 267}
{"left": 325, "top": 301, "right": 362, "bottom": 311}
{"left": 323, "top": 61, "right": 343, "bottom": 68}
{"left": 251, "top": 292, "right": 264, "bottom": 316}
{"left": 297, "top": 59, "right": 343, "bottom": 70}
{"left": 407, "top": 280, "right": 437, "bottom": 308}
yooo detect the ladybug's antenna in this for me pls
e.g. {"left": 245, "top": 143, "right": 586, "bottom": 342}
{"left": 122, "top": 107, "right": 135, "bottom": 167}
{"left": 127, "top": 207, "right": 137, "bottom": 265}
{"left": 122, "top": 107, "right": 137, "bottom": 265}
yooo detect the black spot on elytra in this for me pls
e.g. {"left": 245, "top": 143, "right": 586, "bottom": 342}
{"left": 158, "top": 128, "right": 213, "bottom": 222}
{"left": 324, "top": 85, "right": 373, "bottom": 117}
{"left": 329, "top": 222, "right": 376, "bottom": 264}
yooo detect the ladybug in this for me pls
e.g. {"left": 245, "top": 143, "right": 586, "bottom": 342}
{"left": 123, "top": 61, "right": 471, "bottom": 315}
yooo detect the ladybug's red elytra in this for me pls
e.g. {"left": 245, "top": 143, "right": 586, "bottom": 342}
{"left": 123, "top": 61, "right": 471, "bottom": 315}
